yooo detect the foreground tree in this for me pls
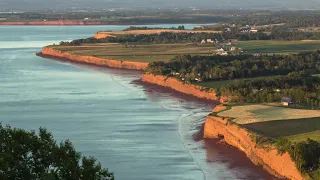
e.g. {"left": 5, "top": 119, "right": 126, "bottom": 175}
{"left": 0, "top": 124, "right": 114, "bottom": 180}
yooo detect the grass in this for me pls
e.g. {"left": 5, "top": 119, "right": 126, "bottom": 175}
{"left": 242, "top": 117, "right": 320, "bottom": 142}
{"left": 217, "top": 104, "right": 320, "bottom": 142}
{"left": 53, "top": 43, "right": 217, "bottom": 62}
{"left": 286, "top": 130, "right": 320, "bottom": 143}
{"left": 209, "top": 104, "right": 233, "bottom": 117}
{"left": 235, "top": 40, "right": 320, "bottom": 54}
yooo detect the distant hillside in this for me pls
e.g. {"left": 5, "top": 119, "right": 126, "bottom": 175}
{"left": 1, "top": 0, "right": 320, "bottom": 11}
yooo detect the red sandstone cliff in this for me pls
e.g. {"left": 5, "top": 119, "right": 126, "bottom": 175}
{"left": 40, "top": 46, "right": 303, "bottom": 179}
{"left": 94, "top": 32, "right": 112, "bottom": 39}
{"left": 142, "top": 74, "right": 220, "bottom": 101}
{"left": 41, "top": 47, "right": 148, "bottom": 70}
{"left": 204, "top": 106, "right": 304, "bottom": 180}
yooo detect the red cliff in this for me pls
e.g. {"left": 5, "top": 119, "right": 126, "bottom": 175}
{"left": 40, "top": 47, "right": 148, "bottom": 70}
{"left": 94, "top": 32, "right": 112, "bottom": 39}
{"left": 40, "top": 46, "right": 303, "bottom": 179}
{"left": 142, "top": 74, "right": 220, "bottom": 101}
{"left": 204, "top": 106, "right": 304, "bottom": 180}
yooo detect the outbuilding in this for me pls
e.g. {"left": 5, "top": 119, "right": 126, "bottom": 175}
{"left": 282, "top": 97, "right": 292, "bottom": 106}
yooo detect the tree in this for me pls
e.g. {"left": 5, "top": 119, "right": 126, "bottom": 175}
{"left": 0, "top": 124, "right": 114, "bottom": 180}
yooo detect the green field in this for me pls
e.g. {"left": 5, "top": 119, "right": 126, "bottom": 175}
{"left": 243, "top": 117, "right": 320, "bottom": 142}
{"left": 218, "top": 104, "right": 320, "bottom": 142}
{"left": 235, "top": 40, "right": 320, "bottom": 54}
{"left": 53, "top": 43, "right": 217, "bottom": 62}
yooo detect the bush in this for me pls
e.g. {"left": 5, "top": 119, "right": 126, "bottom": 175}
{"left": 0, "top": 124, "right": 114, "bottom": 180}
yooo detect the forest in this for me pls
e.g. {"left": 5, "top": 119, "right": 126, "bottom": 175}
{"left": 0, "top": 10, "right": 231, "bottom": 24}
{"left": 59, "top": 32, "right": 225, "bottom": 45}
{"left": 276, "top": 138, "right": 320, "bottom": 179}
{"left": 220, "top": 72, "right": 320, "bottom": 105}
{"left": 145, "top": 51, "right": 320, "bottom": 105}
{"left": 123, "top": 25, "right": 185, "bottom": 31}
{"left": 145, "top": 51, "right": 320, "bottom": 81}
{"left": 58, "top": 27, "right": 320, "bottom": 47}
{"left": 228, "top": 11, "right": 320, "bottom": 28}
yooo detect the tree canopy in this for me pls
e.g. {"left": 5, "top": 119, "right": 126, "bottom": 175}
{"left": 0, "top": 124, "right": 114, "bottom": 180}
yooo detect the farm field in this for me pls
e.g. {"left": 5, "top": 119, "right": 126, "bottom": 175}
{"left": 217, "top": 104, "right": 320, "bottom": 142}
{"left": 52, "top": 43, "right": 217, "bottom": 62}
{"left": 235, "top": 40, "right": 320, "bottom": 54}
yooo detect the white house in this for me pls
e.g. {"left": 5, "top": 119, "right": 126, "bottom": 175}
{"left": 218, "top": 48, "right": 225, "bottom": 52}
{"left": 207, "top": 39, "right": 214, "bottom": 43}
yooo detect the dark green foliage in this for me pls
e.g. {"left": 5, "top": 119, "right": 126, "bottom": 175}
{"left": 145, "top": 50, "right": 320, "bottom": 104}
{"left": 146, "top": 50, "right": 320, "bottom": 80}
{"left": 62, "top": 32, "right": 225, "bottom": 45}
{"left": 270, "top": 27, "right": 320, "bottom": 41}
{"left": 276, "top": 138, "right": 320, "bottom": 174}
{"left": 249, "top": 134, "right": 275, "bottom": 148}
{"left": 229, "top": 11, "right": 320, "bottom": 28}
{"left": 275, "top": 138, "right": 292, "bottom": 155}
{"left": 220, "top": 73, "right": 320, "bottom": 104}
{"left": 0, "top": 124, "right": 114, "bottom": 180}
{"left": 123, "top": 25, "right": 185, "bottom": 31}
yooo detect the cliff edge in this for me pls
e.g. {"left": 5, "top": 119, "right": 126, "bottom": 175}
{"left": 142, "top": 74, "right": 222, "bottom": 101}
{"left": 204, "top": 105, "right": 304, "bottom": 180}
{"left": 40, "top": 47, "right": 148, "bottom": 70}
{"left": 94, "top": 32, "right": 112, "bottom": 39}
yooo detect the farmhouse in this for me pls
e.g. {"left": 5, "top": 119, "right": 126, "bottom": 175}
{"left": 282, "top": 97, "right": 293, "bottom": 106}
{"left": 250, "top": 29, "right": 258, "bottom": 33}
{"left": 216, "top": 48, "right": 228, "bottom": 56}
{"left": 207, "top": 39, "right": 214, "bottom": 43}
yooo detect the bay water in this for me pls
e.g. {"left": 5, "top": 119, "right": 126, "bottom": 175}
{"left": 0, "top": 25, "right": 275, "bottom": 180}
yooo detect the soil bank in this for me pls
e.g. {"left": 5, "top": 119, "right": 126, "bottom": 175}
{"left": 203, "top": 105, "right": 304, "bottom": 180}
{"left": 39, "top": 46, "right": 303, "bottom": 180}
{"left": 40, "top": 47, "right": 148, "bottom": 70}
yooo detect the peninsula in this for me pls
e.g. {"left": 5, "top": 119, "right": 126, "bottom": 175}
{"left": 39, "top": 22, "right": 320, "bottom": 179}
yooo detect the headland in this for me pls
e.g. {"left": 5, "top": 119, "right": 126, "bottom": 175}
{"left": 39, "top": 26, "right": 320, "bottom": 179}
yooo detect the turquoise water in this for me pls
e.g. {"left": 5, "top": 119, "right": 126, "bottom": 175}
{"left": 0, "top": 25, "right": 275, "bottom": 180}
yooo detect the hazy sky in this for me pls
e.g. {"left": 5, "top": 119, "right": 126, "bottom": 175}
{"left": 1, "top": 0, "right": 320, "bottom": 10}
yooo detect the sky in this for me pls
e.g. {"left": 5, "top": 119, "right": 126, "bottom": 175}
{"left": 1, "top": 0, "right": 320, "bottom": 10}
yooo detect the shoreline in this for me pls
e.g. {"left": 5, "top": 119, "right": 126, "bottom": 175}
{"left": 204, "top": 105, "right": 303, "bottom": 180}
{"left": 0, "top": 21, "right": 216, "bottom": 26}
{"left": 39, "top": 46, "right": 303, "bottom": 179}
{"left": 39, "top": 47, "right": 148, "bottom": 70}
{"left": 36, "top": 52, "right": 143, "bottom": 73}
{"left": 0, "top": 20, "right": 113, "bottom": 26}
{"left": 141, "top": 74, "right": 223, "bottom": 102}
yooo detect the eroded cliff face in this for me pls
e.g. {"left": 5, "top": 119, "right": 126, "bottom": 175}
{"left": 94, "top": 32, "right": 112, "bottom": 39}
{"left": 142, "top": 74, "right": 220, "bottom": 101}
{"left": 41, "top": 47, "right": 148, "bottom": 70}
{"left": 204, "top": 109, "right": 304, "bottom": 180}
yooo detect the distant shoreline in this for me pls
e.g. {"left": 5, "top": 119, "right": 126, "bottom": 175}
{"left": 0, "top": 20, "right": 216, "bottom": 26}
{"left": 0, "top": 21, "right": 136, "bottom": 26}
